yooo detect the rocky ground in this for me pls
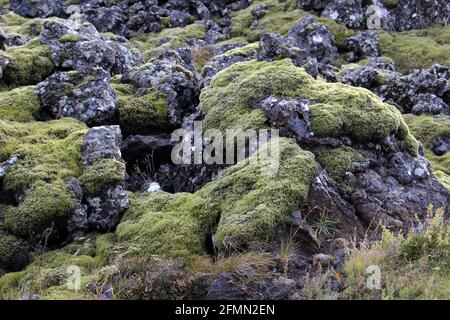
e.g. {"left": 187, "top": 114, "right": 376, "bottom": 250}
{"left": 0, "top": 0, "right": 449, "bottom": 300}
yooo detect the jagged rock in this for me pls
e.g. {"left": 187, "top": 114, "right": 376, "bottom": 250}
{"left": 66, "top": 178, "right": 89, "bottom": 238}
{"left": 321, "top": 0, "right": 366, "bottom": 29}
{"left": 81, "top": 126, "right": 129, "bottom": 231}
{"left": 39, "top": 19, "right": 143, "bottom": 75}
{"left": 202, "top": 44, "right": 258, "bottom": 86}
{"left": 206, "top": 273, "right": 255, "bottom": 300}
{"left": 122, "top": 49, "right": 199, "bottom": 127}
{"left": 10, "top": 0, "right": 66, "bottom": 18}
{"left": 381, "top": 67, "right": 449, "bottom": 114}
{"left": 338, "top": 57, "right": 397, "bottom": 89}
{"left": 82, "top": 126, "right": 123, "bottom": 167}
{"left": 345, "top": 32, "right": 380, "bottom": 62}
{"left": 432, "top": 136, "right": 450, "bottom": 156}
{"left": 312, "top": 253, "right": 335, "bottom": 266}
{"left": 264, "top": 277, "right": 296, "bottom": 300}
{"left": 36, "top": 68, "right": 117, "bottom": 126}
{"left": 287, "top": 16, "right": 338, "bottom": 64}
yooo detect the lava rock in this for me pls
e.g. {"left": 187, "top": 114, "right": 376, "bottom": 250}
{"left": 36, "top": 68, "right": 117, "bottom": 126}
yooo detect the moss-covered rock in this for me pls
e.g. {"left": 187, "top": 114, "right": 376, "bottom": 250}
{"left": 0, "top": 40, "right": 54, "bottom": 86}
{"left": 0, "top": 118, "right": 87, "bottom": 192}
{"left": 379, "top": 25, "right": 450, "bottom": 74}
{"left": 114, "top": 83, "right": 169, "bottom": 136}
{"left": 201, "top": 137, "right": 317, "bottom": 251}
{"left": 0, "top": 86, "right": 40, "bottom": 122}
{"left": 0, "top": 233, "right": 29, "bottom": 272}
{"left": 79, "top": 158, "right": 126, "bottom": 196}
{"left": 317, "top": 147, "right": 366, "bottom": 193}
{"left": 0, "top": 13, "right": 44, "bottom": 37}
{"left": 201, "top": 59, "right": 418, "bottom": 153}
{"left": 130, "top": 23, "right": 206, "bottom": 61}
{"left": 4, "top": 180, "right": 77, "bottom": 237}
{"left": 403, "top": 114, "right": 450, "bottom": 188}
{"left": 115, "top": 137, "right": 316, "bottom": 258}
{"left": 229, "top": 0, "right": 354, "bottom": 48}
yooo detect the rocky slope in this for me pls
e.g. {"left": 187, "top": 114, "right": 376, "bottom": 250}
{"left": 0, "top": 0, "right": 449, "bottom": 300}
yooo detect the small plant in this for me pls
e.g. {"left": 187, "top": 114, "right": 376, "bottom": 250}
{"left": 279, "top": 234, "right": 300, "bottom": 274}
{"left": 132, "top": 152, "right": 156, "bottom": 185}
{"left": 312, "top": 212, "right": 337, "bottom": 238}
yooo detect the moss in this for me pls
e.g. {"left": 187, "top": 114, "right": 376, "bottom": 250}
{"left": 382, "top": 0, "right": 400, "bottom": 8}
{"left": 201, "top": 59, "right": 418, "bottom": 153}
{"left": 223, "top": 42, "right": 259, "bottom": 57}
{"left": 116, "top": 192, "right": 210, "bottom": 260}
{"left": 229, "top": 0, "right": 354, "bottom": 48}
{"left": 379, "top": 25, "right": 450, "bottom": 74}
{"left": 115, "top": 137, "right": 316, "bottom": 258}
{"left": 4, "top": 180, "right": 77, "bottom": 237}
{"left": 200, "top": 137, "right": 317, "bottom": 251}
{"left": 115, "top": 86, "right": 170, "bottom": 136}
{"left": 130, "top": 23, "right": 206, "bottom": 58}
{"left": 0, "top": 86, "right": 40, "bottom": 122}
{"left": 0, "top": 233, "right": 29, "bottom": 271}
{"left": 79, "top": 159, "right": 126, "bottom": 196}
{"left": 0, "top": 41, "right": 54, "bottom": 86}
{"left": 403, "top": 114, "right": 450, "bottom": 186}
{"left": 0, "top": 118, "right": 88, "bottom": 192}
{"left": 59, "top": 33, "right": 87, "bottom": 43}
{"left": 0, "top": 13, "right": 44, "bottom": 36}
{"left": 317, "top": 147, "right": 366, "bottom": 192}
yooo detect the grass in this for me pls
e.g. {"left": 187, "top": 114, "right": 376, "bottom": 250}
{"left": 302, "top": 206, "right": 450, "bottom": 300}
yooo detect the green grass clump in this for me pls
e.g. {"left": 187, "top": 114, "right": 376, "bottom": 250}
{"left": 0, "top": 86, "right": 40, "bottom": 122}
{"left": 201, "top": 59, "right": 418, "bottom": 153}
{"left": 379, "top": 25, "right": 450, "bottom": 74}
{"left": 303, "top": 208, "right": 450, "bottom": 300}
{"left": 4, "top": 180, "right": 77, "bottom": 237}
{"left": 317, "top": 147, "right": 366, "bottom": 192}
{"left": 403, "top": 114, "right": 450, "bottom": 188}
{"left": 0, "top": 118, "right": 87, "bottom": 192}
{"left": 0, "top": 40, "right": 54, "bottom": 86}
{"left": 79, "top": 159, "right": 126, "bottom": 196}
{"left": 114, "top": 84, "right": 169, "bottom": 136}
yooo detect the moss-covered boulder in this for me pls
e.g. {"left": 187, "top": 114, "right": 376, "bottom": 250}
{"left": 114, "top": 83, "right": 169, "bottom": 136}
{"left": 403, "top": 114, "right": 450, "bottom": 188}
{"left": 0, "top": 86, "right": 40, "bottom": 122}
{"left": 0, "top": 233, "right": 29, "bottom": 272}
{"left": 0, "top": 39, "right": 54, "bottom": 86}
{"left": 201, "top": 59, "right": 418, "bottom": 152}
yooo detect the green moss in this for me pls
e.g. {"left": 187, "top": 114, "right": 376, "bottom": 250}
{"left": 0, "top": 13, "right": 44, "bottom": 36}
{"left": 0, "top": 118, "right": 88, "bottom": 192}
{"left": 116, "top": 137, "right": 316, "bottom": 258}
{"left": 403, "top": 114, "right": 450, "bottom": 187}
{"left": 59, "top": 33, "right": 87, "bottom": 43}
{"left": 4, "top": 180, "right": 77, "bottom": 237}
{"left": 223, "top": 42, "right": 260, "bottom": 57}
{"left": 201, "top": 59, "right": 418, "bottom": 153}
{"left": 0, "top": 244, "right": 100, "bottom": 299}
{"left": 317, "top": 147, "right": 366, "bottom": 192}
{"left": 200, "top": 137, "right": 317, "bottom": 251}
{"left": 130, "top": 23, "right": 206, "bottom": 58}
{"left": 0, "top": 234, "right": 29, "bottom": 271}
{"left": 382, "top": 0, "right": 400, "bottom": 8}
{"left": 79, "top": 159, "right": 126, "bottom": 196}
{"left": 0, "top": 41, "right": 54, "bottom": 86}
{"left": 379, "top": 25, "right": 450, "bottom": 74}
{"left": 115, "top": 86, "right": 170, "bottom": 136}
{"left": 229, "top": 0, "right": 354, "bottom": 48}
{"left": 116, "top": 192, "right": 209, "bottom": 260}
{"left": 0, "top": 86, "right": 40, "bottom": 122}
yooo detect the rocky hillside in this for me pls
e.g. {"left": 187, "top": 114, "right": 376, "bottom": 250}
{"left": 0, "top": 0, "right": 449, "bottom": 300}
